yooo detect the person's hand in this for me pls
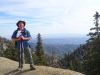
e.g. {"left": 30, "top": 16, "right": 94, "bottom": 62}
{"left": 17, "top": 36, "right": 21, "bottom": 40}
{"left": 20, "top": 36, "right": 25, "bottom": 40}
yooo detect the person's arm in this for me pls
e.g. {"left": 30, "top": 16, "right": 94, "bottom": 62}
{"left": 11, "top": 30, "right": 20, "bottom": 41}
{"left": 20, "top": 36, "right": 31, "bottom": 40}
{"left": 12, "top": 37, "right": 21, "bottom": 41}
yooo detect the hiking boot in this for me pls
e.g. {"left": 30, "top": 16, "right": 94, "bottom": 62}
{"left": 30, "top": 65, "right": 35, "bottom": 70}
{"left": 17, "top": 65, "right": 23, "bottom": 70}
{"left": 17, "top": 67, "right": 21, "bottom": 71}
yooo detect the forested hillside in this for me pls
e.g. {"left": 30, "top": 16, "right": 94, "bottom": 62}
{"left": 58, "top": 12, "right": 100, "bottom": 75}
{"left": 0, "top": 36, "right": 12, "bottom": 57}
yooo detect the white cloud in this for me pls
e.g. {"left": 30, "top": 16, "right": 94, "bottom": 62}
{"left": 0, "top": 0, "right": 100, "bottom": 38}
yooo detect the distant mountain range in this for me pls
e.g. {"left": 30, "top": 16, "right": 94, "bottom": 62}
{"left": 29, "top": 43, "right": 79, "bottom": 55}
{"left": 30, "top": 37, "right": 89, "bottom": 44}
{"left": 29, "top": 37, "right": 89, "bottom": 55}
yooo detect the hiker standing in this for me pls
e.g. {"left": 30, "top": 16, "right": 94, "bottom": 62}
{"left": 11, "top": 20, "right": 35, "bottom": 70}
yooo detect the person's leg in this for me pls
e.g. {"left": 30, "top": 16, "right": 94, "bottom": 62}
{"left": 16, "top": 47, "right": 20, "bottom": 67}
{"left": 24, "top": 46, "right": 35, "bottom": 70}
{"left": 16, "top": 47, "right": 24, "bottom": 69}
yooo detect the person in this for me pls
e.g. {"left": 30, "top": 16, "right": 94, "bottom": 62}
{"left": 11, "top": 20, "right": 35, "bottom": 70}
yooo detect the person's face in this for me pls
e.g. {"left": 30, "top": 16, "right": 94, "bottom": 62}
{"left": 18, "top": 22, "right": 24, "bottom": 29}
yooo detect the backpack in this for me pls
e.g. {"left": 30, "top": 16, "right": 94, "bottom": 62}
{"left": 14, "top": 28, "right": 27, "bottom": 48}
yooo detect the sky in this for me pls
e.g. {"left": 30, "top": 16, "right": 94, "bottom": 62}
{"left": 0, "top": 0, "right": 100, "bottom": 38}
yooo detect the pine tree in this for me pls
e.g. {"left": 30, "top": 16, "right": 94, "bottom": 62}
{"left": 0, "top": 36, "right": 8, "bottom": 57}
{"left": 35, "top": 33, "right": 47, "bottom": 65}
{"left": 83, "top": 11, "right": 100, "bottom": 75}
{"left": 4, "top": 41, "right": 18, "bottom": 61}
{"left": 69, "top": 61, "right": 74, "bottom": 70}
{"left": 0, "top": 37, "right": 4, "bottom": 57}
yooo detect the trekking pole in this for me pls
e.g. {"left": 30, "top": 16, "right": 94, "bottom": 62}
{"left": 21, "top": 39, "right": 26, "bottom": 70}
{"left": 19, "top": 39, "right": 25, "bottom": 72}
{"left": 19, "top": 40, "right": 22, "bottom": 71}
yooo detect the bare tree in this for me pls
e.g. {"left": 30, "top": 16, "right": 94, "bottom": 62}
{"left": 48, "top": 46, "right": 60, "bottom": 68}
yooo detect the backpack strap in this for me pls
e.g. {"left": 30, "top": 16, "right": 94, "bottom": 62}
{"left": 23, "top": 28, "right": 27, "bottom": 35}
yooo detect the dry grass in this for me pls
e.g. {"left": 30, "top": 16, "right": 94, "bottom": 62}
{"left": 0, "top": 57, "right": 84, "bottom": 75}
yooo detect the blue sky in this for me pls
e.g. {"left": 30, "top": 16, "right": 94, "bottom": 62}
{"left": 0, "top": 0, "right": 100, "bottom": 38}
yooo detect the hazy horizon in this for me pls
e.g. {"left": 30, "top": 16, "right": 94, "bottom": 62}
{"left": 4, "top": 33, "right": 89, "bottom": 40}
